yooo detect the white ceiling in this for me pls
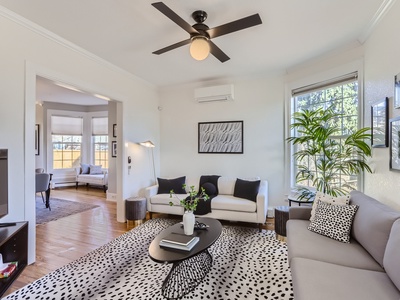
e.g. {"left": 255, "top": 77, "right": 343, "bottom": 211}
{"left": 0, "top": 0, "right": 390, "bottom": 90}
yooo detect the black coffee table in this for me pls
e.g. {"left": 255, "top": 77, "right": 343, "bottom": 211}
{"left": 149, "top": 217, "right": 222, "bottom": 299}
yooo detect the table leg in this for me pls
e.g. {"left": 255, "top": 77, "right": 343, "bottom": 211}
{"left": 45, "top": 188, "right": 51, "bottom": 211}
{"left": 161, "top": 249, "right": 213, "bottom": 300}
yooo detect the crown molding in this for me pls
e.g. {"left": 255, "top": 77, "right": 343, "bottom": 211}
{"left": 0, "top": 5, "right": 155, "bottom": 88}
{"left": 358, "top": 0, "right": 397, "bottom": 43}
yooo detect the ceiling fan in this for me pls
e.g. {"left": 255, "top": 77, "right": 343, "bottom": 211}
{"left": 151, "top": 2, "right": 262, "bottom": 62}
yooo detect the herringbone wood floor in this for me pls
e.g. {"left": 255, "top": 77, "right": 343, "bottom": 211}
{"left": 5, "top": 187, "right": 274, "bottom": 297}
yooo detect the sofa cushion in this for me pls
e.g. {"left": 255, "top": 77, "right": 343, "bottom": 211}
{"left": 218, "top": 176, "right": 260, "bottom": 195}
{"left": 310, "top": 192, "right": 350, "bottom": 221}
{"left": 199, "top": 175, "right": 220, "bottom": 195}
{"left": 212, "top": 195, "right": 257, "bottom": 213}
{"left": 383, "top": 219, "right": 400, "bottom": 291}
{"left": 218, "top": 177, "right": 236, "bottom": 195}
{"left": 89, "top": 164, "right": 103, "bottom": 175}
{"left": 350, "top": 190, "right": 400, "bottom": 267}
{"left": 287, "top": 219, "right": 383, "bottom": 271}
{"left": 201, "top": 182, "right": 217, "bottom": 196}
{"left": 80, "top": 163, "right": 90, "bottom": 174}
{"left": 77, "top": 174, "right": 106, "bottom": 185}
{"left": 291, "top": 257, "right": 400, "bottom": 300}
{"left": 308, "top": 200, "right": 358, "bottom": 243}
{"left": 233, "top": 178, "right": 260, "bottom": 202}
{"left": 157, "top": 176, "right": 186, "bottom": 194}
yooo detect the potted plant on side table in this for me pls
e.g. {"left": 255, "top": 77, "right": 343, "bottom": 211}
{"left": 170, "top": 185, "right": 209, "bottom": 235}
{"left": 287, "top": 107, "right": 372, "bottom": 200}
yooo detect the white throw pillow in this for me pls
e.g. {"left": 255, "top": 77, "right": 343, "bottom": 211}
{"left": 89, "top": 165, "right": 103, "bottom": 175}
{"left": 310, "top": 191, "right": 351, "bottom": 221}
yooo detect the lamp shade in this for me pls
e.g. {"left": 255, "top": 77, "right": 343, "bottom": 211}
{"left": 140, "top": 140, "right": 155, "bottom": 148}
{"left": 190, "top": 37, "right": 210, "bottom": 61}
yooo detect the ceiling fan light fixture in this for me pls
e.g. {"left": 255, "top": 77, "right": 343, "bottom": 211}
{"left": 190, "top": 36, "right": 210, "bottom": 61}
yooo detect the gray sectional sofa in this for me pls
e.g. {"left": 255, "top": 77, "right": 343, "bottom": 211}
{"left": 287, "top": 190, "right": 400, "bottom": 300}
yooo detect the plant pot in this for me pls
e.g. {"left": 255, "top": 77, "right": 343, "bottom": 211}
{"left": 183, "top": 210, "right": 195, "bottom": 235}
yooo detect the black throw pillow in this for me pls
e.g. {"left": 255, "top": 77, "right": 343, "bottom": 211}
{"left": 233, "top": 178, "right": 261, "bottom": 202}
{"left": 201, "top": 182, "right": 217, "bottom": 196}
{"left": 157, "top": 176, "right": 186, "bottom": 194}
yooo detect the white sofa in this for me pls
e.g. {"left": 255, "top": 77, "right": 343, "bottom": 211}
{"left": 75, "top": 167, "right": 108, "bottom": 192}
{"left": 145, "top": 176, "right": 268, "bottom": 231}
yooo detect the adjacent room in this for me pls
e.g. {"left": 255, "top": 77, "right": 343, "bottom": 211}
{"left": 0, "top": 0, "right": 400, "bottom": 299}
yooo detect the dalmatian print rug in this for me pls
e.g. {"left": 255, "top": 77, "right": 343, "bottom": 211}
{"left": 5, "top": 219, "right": 293, "bottom": 300}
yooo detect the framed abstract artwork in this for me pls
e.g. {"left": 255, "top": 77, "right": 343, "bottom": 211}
{"left": 35, "top": 124, "right": 39, "bottom": 155}
{"left": 112, "top": 141, "right": 117, "bottom": 157}
{"left": 198, "top": 121, "right": 243, "bottom": 154}
{"left": 371, "top": 97, "right": 389, "bottom": 148}
{"left": 113, "top": 124, "right": 117, "bottom": 138}
{"left": 389, "top": 116, "right": 400, "bottom": 171}
{"left": 395, "top": 73, "right": 400, "bottom": 109}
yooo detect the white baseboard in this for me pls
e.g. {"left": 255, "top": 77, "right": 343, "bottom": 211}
{"left": 267, "top": 208, "right": 275, "bottom": 218}
{"left": 107, "top": 192, "right": 117, "bottom": 202}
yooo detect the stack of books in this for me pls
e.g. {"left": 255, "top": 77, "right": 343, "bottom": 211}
{"left": 0, "top": 261, "right": 17, "bottom": 278}
{"left": 159, "top": 232, "right": 199, "bottom": 251}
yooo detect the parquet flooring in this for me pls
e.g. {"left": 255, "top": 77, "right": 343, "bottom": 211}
{"left": 5, "top": 187, "right": 275, "bottom": 297}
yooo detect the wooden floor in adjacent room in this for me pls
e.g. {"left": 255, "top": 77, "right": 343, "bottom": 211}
{"left": 5, "top": 187, "right": 275, "bottom": 297}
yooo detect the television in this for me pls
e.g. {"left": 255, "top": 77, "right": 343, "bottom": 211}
{"left": 0, "top": 149, "right": 8, "bottom": 218}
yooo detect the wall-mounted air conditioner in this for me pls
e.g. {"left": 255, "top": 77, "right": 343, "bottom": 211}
{"left": 194, "top": 84, "right": 234, "bottom": 103}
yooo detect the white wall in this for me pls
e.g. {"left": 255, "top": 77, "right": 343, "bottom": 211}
{"left": 159, "top": 76, "right": 285, "bottom": 209}
{"left": 363, "top": 0, "right": 400, "bottom": 210}
{"left": 0, "top": 9, "right": 159, "bottom": 263}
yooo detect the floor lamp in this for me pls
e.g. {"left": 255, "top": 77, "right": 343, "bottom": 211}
{"left": 140, "top": 140, "right": 156, "bottom": 185}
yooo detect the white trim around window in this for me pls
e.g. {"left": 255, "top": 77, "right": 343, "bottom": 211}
{"left": 284, "top": 60, "right": 365, "bottom": 194}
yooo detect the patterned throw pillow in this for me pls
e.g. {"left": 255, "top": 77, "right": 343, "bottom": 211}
{"left": 310, "top": 192, "right": 351, "bottom": 221}
{"left": 308, "top": 200, "right": 359, "bottom": 243}
{"left": 89, "top": 165, "right": 103, "bottom": 175}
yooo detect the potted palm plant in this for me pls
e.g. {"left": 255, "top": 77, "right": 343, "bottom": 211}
{"left": 287, "top": 107, "right": 372, "bottom": 199}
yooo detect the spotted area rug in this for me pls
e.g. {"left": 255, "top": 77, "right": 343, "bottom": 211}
{"left": 36, "top": 196, "right": 99, "bottom": 225}
{"left": 5, "top": 219, "right": 293, "bottom": 300}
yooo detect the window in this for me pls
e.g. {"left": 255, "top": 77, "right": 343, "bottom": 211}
{"left": 92, "top": 117, "right": 108, "bottom": 168}
{"left": 290, "top": 72, "right": 359, "bottom": 192}
{"left": 51, "top": 116, "right": 83, "bottom": 169}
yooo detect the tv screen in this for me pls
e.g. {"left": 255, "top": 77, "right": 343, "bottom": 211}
{"left": 0, "top": 149, "right": 8, "bottom": 218}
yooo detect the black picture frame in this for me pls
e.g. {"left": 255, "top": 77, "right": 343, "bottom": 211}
{"left": 113, "top": 124, "right": 117, "bottom": 138}
{"left": 371, "top": 97, "right": 389, "bottom": 148}
{"left": 389, "top": 116, "right": 400, "bottom": 171}
{"left": 112, "top": 141, "right": 117, "bottom": 157}
{"left": 198, "top": 121, "right": 243, "bottom": 154}
{"left": 35, "top": 124, "right": 39, "bottom": 155}
{"left": 395, "top": 73, "right": 400, "bottom": 109}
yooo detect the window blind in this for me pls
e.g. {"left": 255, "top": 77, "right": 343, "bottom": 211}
{"left": 92, "top": 117, "right": 108, "bottom": 135}
{"left": 292, "top": 72, "right": 358, "bottom": 96}
{"left": 51, "top": 116, "right": 83, "bottom": 135}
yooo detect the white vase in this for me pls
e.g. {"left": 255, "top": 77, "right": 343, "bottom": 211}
{"left": 183, "top": 210, "right": 195, "bottom": 235}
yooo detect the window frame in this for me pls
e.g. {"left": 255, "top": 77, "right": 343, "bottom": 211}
{"left": 284, "top": 62, "right": 365, "bottom": 194}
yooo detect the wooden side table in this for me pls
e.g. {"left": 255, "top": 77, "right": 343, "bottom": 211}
{"left": 126, "top": 197, "right": 147, "bottom": 229}
{"left": 274, "top": 206, "right": 289, "bottom": 242}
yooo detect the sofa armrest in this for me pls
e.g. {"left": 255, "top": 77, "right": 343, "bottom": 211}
{"left": 145, "top": 185, "right": 159, "bottom": 199}
{"left": 289, "top": 206, "right": 312, "bottom": 220}
{"left": 256, "top": 180, "right": 268, "bottom": 224}
{"left": 75, "top": 167, "right": 81, "bottom": 176}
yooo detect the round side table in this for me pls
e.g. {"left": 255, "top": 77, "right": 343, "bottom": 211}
{"left": 126, "top": 197, "right": 147, "bottom": 229}
{"left": 274, "top": 206, "right": 289, "bottom": 242}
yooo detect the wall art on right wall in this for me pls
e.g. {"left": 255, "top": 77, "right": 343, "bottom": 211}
{"left": 389, "top": 116, "right": 400, "bottom": 171}
{"left": 394, "top": 72, "right": 400, "bottom": 109}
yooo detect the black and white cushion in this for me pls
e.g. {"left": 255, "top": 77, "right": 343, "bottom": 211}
{"left": 308, "top": 200, "right": 358, "bottom": 243}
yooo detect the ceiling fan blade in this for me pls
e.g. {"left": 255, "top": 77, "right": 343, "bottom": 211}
{"left": 207, "top": 14, "right": 262, "bottom": 39}
{"left": 152, "top": 2, "right": 198, "bottom": 35}
{"left": 209, "top": 41, "right": 230, "bottom": 63}
{"left": 153, "top": 39, "right": 191, "bottom": 55}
